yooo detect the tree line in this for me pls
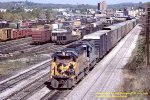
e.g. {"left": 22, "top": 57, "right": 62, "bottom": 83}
{"left": 0, "top": 7, "right": 57, "bottom": 21}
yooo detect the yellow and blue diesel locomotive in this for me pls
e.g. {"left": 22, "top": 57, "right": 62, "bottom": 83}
{"left": 50, "top": 41, "right": 97, "bottom": 89}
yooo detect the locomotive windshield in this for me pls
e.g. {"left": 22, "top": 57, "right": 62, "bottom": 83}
{"left": 57, "top": 55, "right": 72, "bottom": 60}
{"left": 53, "top": 52, "right": 76, "bottom": 62}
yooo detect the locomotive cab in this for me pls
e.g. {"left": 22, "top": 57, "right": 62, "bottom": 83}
{"left": 51, "top": 51, "right": 78, "bottom": 78}
{"left": 51, "top": 48, "right": 79, "bottom": 89}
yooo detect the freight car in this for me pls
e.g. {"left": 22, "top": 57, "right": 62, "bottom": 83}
{"left": 50, "top": 19, "right": 138, "bottom": 89}
{"left": 52, "top": 28, "right": 81, "bottom": 45}
{"left": 0, "top": 21, "right": 9, "bottom": 29}
{"left": 0, "top": 28, "right": 32, "bottom": 41}
{"left": 12, "top": 28, "right": 32, "bottom": 39}
{"left": 84, "top": 19, "right": 137, "bottom": 61}
{"left": 0, "top": 28, "right": 12, "bottom": 41}
{"left": 52, "top": 21, "right": 107, "bottom": 45}
{"left": 52, "top": 29, "right": 69, "bottom": 43}
{"left": 31, "top": 29, "right": 52, "bottom": 44}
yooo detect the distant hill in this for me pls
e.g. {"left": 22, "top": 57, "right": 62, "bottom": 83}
{"left": 0, "top": 1, "right": 96, "bottom": 9}
{"left": 108, "top": 2, "right": 145, "bottom": 9}
{"left": 0, "top": 1, "right": 146, "bottom": 10}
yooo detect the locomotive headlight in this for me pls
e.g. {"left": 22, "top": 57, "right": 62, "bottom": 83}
{"left": 68, "top": 64, "right": 75, "bottom": 76}
{"left": 69, "top": 64, "right": 74, "bottom": 69}
{"left": 57, "top": 63, "right": 63, "bottom": 73}
{"left": 62, "top": 52, "right": 65, "bottom": 56}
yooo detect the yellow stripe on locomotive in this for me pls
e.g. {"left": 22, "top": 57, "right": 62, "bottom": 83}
{"left": 51, "top": 60, "right": 78, "bottom": 79}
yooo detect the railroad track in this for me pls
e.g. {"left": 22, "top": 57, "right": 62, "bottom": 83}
{"left": 0, "top": 24, "right": 113, "bottom": 99}
{"left": 0, "top": 39, "right": 82, "bottom": 60}
{"left": 62, "top": 25, "right": 141, "bottom": 100}
{"left": 0, "top": 42, "right": 61, "bottom": 60}
{"left": 0, "top": 37, "right": 31, "bottom": 45}
{"left": 0, "top": 40, "right": 82, "bottom": 100}
{"left": 0, "top": 42, "right": 33, "bottom": 54}
{"left": 0, "top": 37, "right": 32, "bottom": 50}
{"left": 27, "top": 26, "right": 140, "bottom": 100}
{"left": 0, "top": 59, "right": 51, "bottom": 100}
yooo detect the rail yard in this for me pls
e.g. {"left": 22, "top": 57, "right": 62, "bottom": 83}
{"left": 0, "top": 21, "right": 142, "bottom": 100}
{"left": 0, "top": 0, "right": 149, "bottom": 100}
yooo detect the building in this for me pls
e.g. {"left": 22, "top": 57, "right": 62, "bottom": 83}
{"left": 128, "top": 9, "right": 145, "bottom": 17}
{"left": 114, "top": 10, "right": 124, "bottom": 17}
{"left": 98, "top": 1, "right": 107, "bottom": 11}
{"left": 123, "top": 8, "right": 129, "bottom": 16}
{"left": 24, "top": 9, "right": 33, "bottom": 12}
{"left": 107, "top": 9, "right": 116, "bottom": 17}
{"left": 0, "top": 9, "right": 6, "bottom": 12}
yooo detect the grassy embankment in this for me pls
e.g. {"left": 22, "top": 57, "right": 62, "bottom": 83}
{"left": 0, "top": 54, "right": 48, "bottom": 75}
{"left": 119, "top": 33, "right": 150, "bottom": 99}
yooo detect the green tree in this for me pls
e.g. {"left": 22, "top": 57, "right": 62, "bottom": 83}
{"left": 0, "top": 12, "right": 4, "bottom": 19}
{"left": 10, "top": 14, "right": 22, "bottom": 21}
{"left": 147, "top": 2, "right": 150, "bottom": 6}
{"left": 45, "top": 10, "right": 51, "bottom": 19}
{"left": 31, "top": 8, "right": 42, "bottom": 18}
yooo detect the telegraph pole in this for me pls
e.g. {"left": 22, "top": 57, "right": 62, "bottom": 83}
{"left": 146, "top": 3, "right": 150, "bottom": 65}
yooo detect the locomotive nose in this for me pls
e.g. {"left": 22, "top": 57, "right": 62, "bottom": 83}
{"left": 57, "top": 63, "right": 68, "bottom": 74}
{"left": 58, "top": 63, "right": 66, "bottom": 67}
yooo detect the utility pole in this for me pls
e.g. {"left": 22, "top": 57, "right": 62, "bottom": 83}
{"left": 146, "top": 3, "right": 150, "bottom": 65}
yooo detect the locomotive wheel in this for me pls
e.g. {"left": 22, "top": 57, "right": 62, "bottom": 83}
{"left": 84, "top": 67, "right": 89, "bottom": 76}
{"left": 51, "top": 79, "right": 59, "bottom": 89}
{"left": 67, "top": 79, "right": 74, "bottom": 89}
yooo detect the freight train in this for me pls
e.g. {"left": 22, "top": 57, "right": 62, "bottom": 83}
{"left": 0, "top": 28, "right": 32, "bottom": 41}
{"left": 50, "top": 19, "right": 138, "bottom": 89}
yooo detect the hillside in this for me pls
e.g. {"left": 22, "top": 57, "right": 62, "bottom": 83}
{"left": 0, "top": 1, "right": 146, "bottom": 10}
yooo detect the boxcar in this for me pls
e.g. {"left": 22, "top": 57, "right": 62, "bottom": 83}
{"left": 12, "top": 29, "right": 23, "bottom": 39}
{"left": 83, "top": 30, "right": 110, "bottom": 61}
{"left": 0, "top": 28, "right": 12, "bottom": 41}
{"left": 83, "top": 19, "right": 138, "bottom": 61}
{"left": 0, "top": 21, "right": 9, "bottom": 29}
{"left": 91, "top": 21, "right": 103, "bottom": 32}
{"left": 103, "top": 25, "right": 118, "bottom": 46}
{"left": 32, "top": 29, "right": 52, "bottom": 44}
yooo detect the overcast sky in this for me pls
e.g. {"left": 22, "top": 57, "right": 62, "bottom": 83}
{"left": 0, "top": 0, "right": 149, "bottom": 5}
